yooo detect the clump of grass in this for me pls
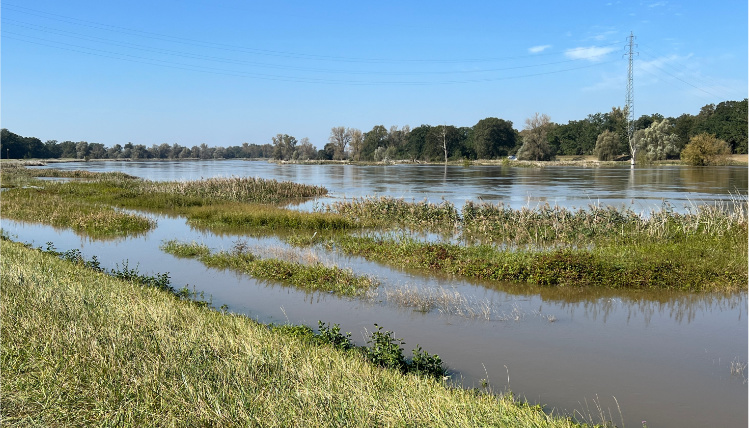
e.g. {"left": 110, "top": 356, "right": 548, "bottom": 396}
{"left": 3, "top": 239, "right": 582, "bottom": 427}
{"left": 144, "top": 175, "right": 328, "bottom": 204}
{"left": 328, "top": 234, "right": 746, "bottom": 291}
{"left": 462, "top": 199, "right": 748, "bottom": 246}
{"left": 161, "top": 239, "right": 377, "bottom": 296}
{"left": 186, "top": 203, "right": 356, "bottom": 232}
{"left": 328, "top": 196, "right": 460, "bottom": 230}
{"left": 1, "top": 187, "right": 155, "bottom": 239}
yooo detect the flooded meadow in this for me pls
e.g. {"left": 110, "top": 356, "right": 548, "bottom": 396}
{"left": 4, "top": 160, "right": 747, "bottom": 427}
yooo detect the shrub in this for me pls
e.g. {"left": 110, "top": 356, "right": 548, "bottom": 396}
{"left": 681, "top": 133, "right": 732, "bottom": 166}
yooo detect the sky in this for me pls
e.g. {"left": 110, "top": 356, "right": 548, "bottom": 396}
{"left": 2, "top": 0, "right": 747, "bottom": 149}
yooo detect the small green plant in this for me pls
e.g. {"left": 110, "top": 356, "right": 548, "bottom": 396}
{"left": 411, "top": 345, "right": 447, "bottom": 378}
{"left": 318, "top": 321, "right": 353, "bottom": 350}
{"left": 364, "top": 324, "right": 407, "bottom": 373}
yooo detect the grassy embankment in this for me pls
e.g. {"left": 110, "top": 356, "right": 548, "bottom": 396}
{"left": 1, "top": 239, "right": 583, "bottom": 427}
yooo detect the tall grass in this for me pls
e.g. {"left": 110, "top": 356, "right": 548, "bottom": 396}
{"left": 1, "top": 187, "right": 155, "bottom": 239}
{"left": 1, "top": 239, "right": 582, "bottom": 427}
{"left": 161, "top": 239, "right": 377, "bottom": 296}
{"left": 328, "top": 196, "right": 459, "bottom": 229}
{"left": 328, "top": 233, "right": 747, "bottom": 291}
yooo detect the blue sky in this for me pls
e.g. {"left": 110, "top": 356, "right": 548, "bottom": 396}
{"left": 2, "top": 0, "right": 746, "bottom": 149}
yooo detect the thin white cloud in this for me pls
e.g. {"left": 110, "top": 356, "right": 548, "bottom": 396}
{"left": 648, "top": 1, "right": 667, "bottom": 7}
{"left": 564, "top": 46, "right": 617, "bottom": 61}
{"left": 529, "top": 45, "right": 552, "bottom": 54}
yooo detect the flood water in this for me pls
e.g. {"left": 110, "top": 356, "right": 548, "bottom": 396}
{"left": 7, "top": 160, "right": 748, "bottom": 427}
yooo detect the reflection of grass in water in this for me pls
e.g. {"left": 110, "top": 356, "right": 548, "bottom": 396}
{"left": 161, "top": 239, "right": 377, "bottom": 297}
{"left": 380, "top": 285, "right": 558, "bottom": 322}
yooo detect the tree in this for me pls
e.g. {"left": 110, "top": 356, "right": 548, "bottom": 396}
{"left": 271, "top": 134, "right": 297, "bottom": 160}
{"left": 517, "top": 113, "right": 553, "bottom": 161}
{"left": 296, "top": 137, "right": 317, "bottom": 160}
{"left": 88, "top": 143, "right": 106, "bottom": 159}
{"left": 349, "top": 128, "right": 363, "bottom": 161}
{"left": 329, "top": 126, "right": 352, "bottom": 160}
{"left": 635, "top": 119, "right": 679, "bottom": 162}
{"left": 75, "top": 141, "right": 89, "bottom": 159}
{"left": 362, "top": 125, "right": 388, "bottom": 161}
{"left": 680, "top": 133, "right": 731, "bottom": 166}
{"left": 593, "top": 130, "right": 619, "bottom": 161}
{"left": 471, "top": 117, "right": 517, "bottom": 159}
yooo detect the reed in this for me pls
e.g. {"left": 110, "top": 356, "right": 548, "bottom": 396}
{"left": 327, "top": 233, "right": 746, "bottom": 291}
{"left": 328, "top": 196, "right": 460, "bottom": 230}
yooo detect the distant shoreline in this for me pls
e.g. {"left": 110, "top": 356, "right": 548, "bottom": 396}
{"left": 2, "top": 154, "right": 746, "bottom": 167}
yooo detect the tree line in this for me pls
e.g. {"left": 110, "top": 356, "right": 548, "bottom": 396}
{"left": 2, "top": 99, "right": 745, "bottom": 162}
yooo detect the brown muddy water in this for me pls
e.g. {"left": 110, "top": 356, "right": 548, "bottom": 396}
{"left": 7, "top": 160, "right": 747, "bottom": 427}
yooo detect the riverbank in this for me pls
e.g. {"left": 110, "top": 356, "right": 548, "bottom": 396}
{"left": 0, "top": 239, "right": 582, "bottom": 427}
{"left": 2, "top": 153, "right": 746, "bottom": 167}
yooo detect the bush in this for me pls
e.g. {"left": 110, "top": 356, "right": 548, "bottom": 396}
{"left": 681, "top": 133, "right": 731, "bottom": 166}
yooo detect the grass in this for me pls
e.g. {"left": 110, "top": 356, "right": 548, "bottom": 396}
{"left": 1, "top": 187, "right": 155, "bottom": 239}
{"left": 0, "top": 166, "right": 340, "bottom": 238}
{"left": 325, "top": 230, "right": 746, "bottom": 291}
{"left": 161, "top": 239, "right": 377, "bottom": 296}
{"left": 1, "top": 239, "right": 584, "bottom": 427}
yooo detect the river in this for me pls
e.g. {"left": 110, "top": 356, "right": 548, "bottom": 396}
{"left": 6, "top": 160, "right": 747, "bottom": 427}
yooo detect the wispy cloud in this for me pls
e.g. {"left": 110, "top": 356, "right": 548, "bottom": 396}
{"left": 565, "top": 46, "right": 617, "bottom": 61}
{"left": 648, "top": 1, "right": 667, "bottom": 7}
{"left": 529, "top": 45, "right": 552, "bottom": 54}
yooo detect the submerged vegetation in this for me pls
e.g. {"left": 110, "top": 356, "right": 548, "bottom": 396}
{"left": 161, "top": 239, "right": 377, "bottom": 296}
{"left": 2, "top": 239, "right": 585, "bottom": 427}
{"left": 1, "top": 165, "right": 746, "bottom": 292}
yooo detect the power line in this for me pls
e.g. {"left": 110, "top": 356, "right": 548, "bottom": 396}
{"left": 2, "top": 3, "right": 622, "bottom": 65}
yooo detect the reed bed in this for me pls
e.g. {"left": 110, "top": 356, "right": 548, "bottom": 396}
{"left": 161, "top": 239, "right": 377, "bottom": 296}
{"left": 328, "top": 234, "right": 747, "bottom": 291}
{"left": 187, "top": 203, "right": 356, "bottom": 232}
{"left": 327, "top": 195, "right": 747, "bottom": 246}
{"left": 328, "top": 196, "right": 460, "bottom": 229}
{"left": 143, "top": 176, "right": 328, "bottom": 204}
{"left": 1, "top": 239, "right": 582, "bottom": 427}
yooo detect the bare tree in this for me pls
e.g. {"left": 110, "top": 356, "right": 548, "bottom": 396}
{"left": 329, "top": 126, "right": 352, "bottom": 160}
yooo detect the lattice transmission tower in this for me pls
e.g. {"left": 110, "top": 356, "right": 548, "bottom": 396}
{"left": 625, "top": 32, "right": 637, "bottom": 165}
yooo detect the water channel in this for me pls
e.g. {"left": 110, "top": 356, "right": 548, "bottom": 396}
{"left": 5, "top": 160, "right": 747, "bottom": 427}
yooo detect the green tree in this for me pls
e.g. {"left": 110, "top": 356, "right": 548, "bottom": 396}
{"left": 517, "top": 113, "right": 553, "bottom": 161}
{"left": 593, "top": 130, "right": 619, "bottom": 161}
{"left": 635, "top": 119, "right": 680, "bottom": 162}
{"left": 362, "top": 125, "right": 388, "bottom": 161}
{"left": 272, "top": 134, "right": 297, "bottom": 161}
{"left": 681, "top": 133, "right": 732, "bottom": 166}
{"left": 471, "top": 117, "right": 517, "bottom": 159}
